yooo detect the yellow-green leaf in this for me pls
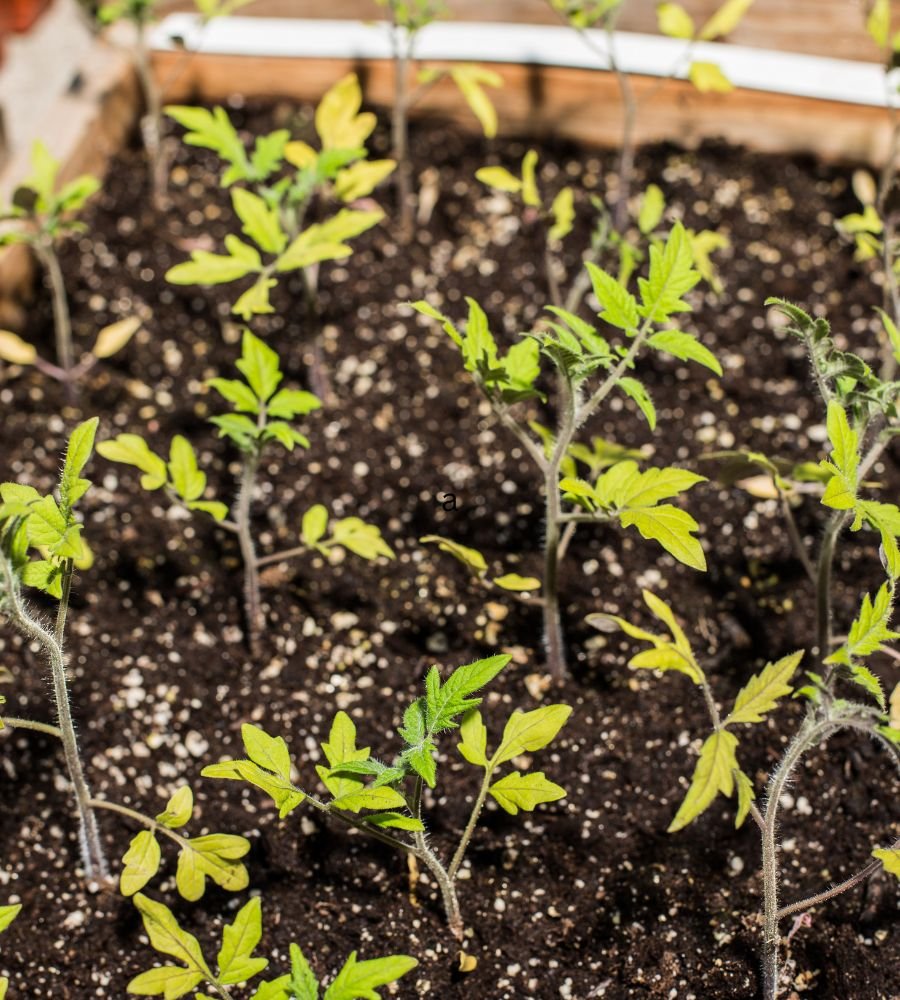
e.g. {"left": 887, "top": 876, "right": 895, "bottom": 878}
{"left": 217, "top": 897, "right": 268, "bottom": 986}
{"left": 873, "top": 847, "right": 900, "bottom": 879}
{"left": 420, "top": 534, "right": 488, "bottom": 574}
{"left": 491, "top": 705, "right": 572, "bottom": 765}
{"left": 657, "top": 1, "right": 694, "bottom": 38}
{"left": 121, "top": 830, "right": 162, "bottom": 896}
{"left": 698, "top": 0, "right": 754, "bottom": 40}
{"left": 549, "top": 187, "right": 575, "bottom": 241}
{"left": 493, "top": 573, "right": 541, "bottom": 591}
{"left": 725, "top": 650, "right": 803, "bottom": 725}
{"left": 302, "top": 504, "right": 329, "bottom": 547}
{"left": 475, "top": 166, "right": 522, "bottom": 194}
{"left": 521, "top": 150, "right": 540, "bottom": 208}
{"left": 315, "top": 73, "right": 376, "bottom": 150}
{"left": 156, "top": 786, "right": 193, "bottom": 829}
{"left": 688, "top": 61, "right": 734, "bottom": 93}
{"left": 93, "top": 316, "right": 141, "bottom": 359}
{"left": 489, "top": 771, "right": 566, "bottom": 815}
{"left": 867, "top": 0, "right": 890, "bottom": 48}
{"left": 450, "top": 64, "right": 502, "bottom": 139}
{"left": 127, "top": 965, "right": 206, "bottom": 998}
{"left": 668, "top": 730, "right": 739, "bottom": 832}
{"left": 0, "top": 330, "right": 37, "bottom": 365}
{"left": 734, "top": 769, "right": 755, "bottom": 828}
{"left": 333, "top": 159, "right": 396, "bottom": 201}
{"left": 458, "top": 709, "right": 489, "bottom": 767}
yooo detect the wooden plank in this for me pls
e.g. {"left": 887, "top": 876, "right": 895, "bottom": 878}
{"left": 157, "top": 0, "right": 900, "bottom": 63}
{"left": 153, "top": 50, "right": 893, "bottom": 166}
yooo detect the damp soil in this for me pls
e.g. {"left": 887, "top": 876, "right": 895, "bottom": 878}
{"left": 0, "top": 100, "right": 898, "bottom": 1000}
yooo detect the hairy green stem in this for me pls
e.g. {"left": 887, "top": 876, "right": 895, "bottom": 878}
{"left": 87, "top": 797, "right": 188, "bottom": 851}
{"left": 777, "top": 835, "right": 900, "bottom": 921}
{"left": 760, "top": 717, "right": 836, "bottom": 999}
{"left": 0, "top": 556, "right": 107, "bottom": 879}
{"left": 448, "top": 767, "right": 493, "bottom": 881}
{"left": 410, "top": 776, "right": 463, "bottom": 940}
{"left": 776, "top": 484, "right": 816, "bottom": 584}
{"left": 817, "top": 512, "right": 849, "bottom": 670}
{"left": 0, "top": 716, "right": 63, "bottom": 738}
{"left": 236, "top": 446, "right": 263, "bottom": 653}
{"left": 35, "top": 240, "right": 74, "bottom": 378}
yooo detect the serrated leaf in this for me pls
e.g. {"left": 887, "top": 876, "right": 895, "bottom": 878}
{"left": 237, "top": 331, "right": 282, "bottom": 403}
{"left": 648, "top": 330, "right": 722, "bottom": 375}
{"left": 166, "top": 105, "right": 249, "bottom": 182}
{"left": 620, "top": 505, "right": 706, "bottom": 570}
{"left": 323, "top": 952, "right": 418, "bottom": 1000}
{"left": 330, "top": 517, "right": 394, "bottom": 560}
{"left": 131, "top": 894, "right": 212, "bottom": 980}
{"left": 637, "top": 221, "right": 700, "bottom": 322}
{"left": 585, "top": 263, "right": 640, "bottom": 331}
{"left": 121, "top": 830, "right": 162, "bottom": 896}
{"left": 202, "top": 759, "right": 304, "bottom": 819}
{"left": 97, "top": 434, "right": 168, "bottom": 491}
{"left": 489, "top": 771, "right": 566, "bottom": 815}
{"left": 127, "top": 965, "right": 206, "bottom": 998}
{"left": 166, "top": 236, "right": 261, "bottom": 286}
{"left": 330, "top": 785, "right": 407, "bottom": 813}
{"left": 492, "top": 705, "right": 572, "bottom": 765}
{"left": 334, "top": 159, "right": 396, "bottom": 202}
{"left": 734, "top": 769, "right": 755, "bottom": 828}
{"left": 217, "top": 896, "right": 268, "bottom": 986}
{"left": 458, "top": 709, "right": 489, "bottom": 767}
{"left": 617, "top": 377, "right": 657, "bottom": 429}
{"left": 268, "top": 389, "right": 321, "bottom": 419}
{"left": 315, "top": 73, "right": 375, "bottom": 150}
{"left": 425, "top": 655, "right": 510, "bottom": 732}
{"left": 668, "top": 730, "right": 738, "bottom": 832}
{"left": 725, "top": 650, "right": 803, "bottom": 725}
{"left": 231, "top": 188, "right": 286, "bottom": 255}
{"left": 825, "top": 583, "right": 898, "bottom": 675}
{"left": 242, "top": 723, "right": 292, "bottom": 778}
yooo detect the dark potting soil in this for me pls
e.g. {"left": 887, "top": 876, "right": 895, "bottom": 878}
{"left": 0, "top": 98, "right": 897, "bottom": 1000}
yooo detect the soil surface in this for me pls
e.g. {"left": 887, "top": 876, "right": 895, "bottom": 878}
{"left": 0, "top": 99, "right": 898, "bottom": 1000}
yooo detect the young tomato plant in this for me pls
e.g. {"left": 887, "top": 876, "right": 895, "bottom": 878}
{"left": 127, "top": 893, "right": 417, "bottom": 1000}
{"left": 0, "top": 418, "right": 107, "bottom": 879}
{"left": 596, "top": 300, "right": 900, "bottom": 998}
{"left": 164, "top": 75, "right": 389, "bottom": 323}
{"left": 374, "top": 0, "right": 501, "bottom": 241}
{"left": 413, "top": 222, "right": 717, "bottom": 679}
{"left": 0, "top": 143, "right": 140, "bottom": 387}
{"left": 202, "top": 655, "right": 571, "bottom": 941}
{"left": 95, "top": 0, "right": 253, "bottom": 202}
{"left": 98, "top": 331, "right": 393, "bottom": 651}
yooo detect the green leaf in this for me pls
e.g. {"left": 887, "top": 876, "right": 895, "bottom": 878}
{"left": 825, "top": 583, "right": 898, "bottom": 678}
{"left": 329, "top": 517, "right": 394, "bottom": 560}
{"left": 491, "top": 705, "right": 572, "bottom": 765}
{"left": 156, "top": 786, "right": 193, "bottom": 829}
{"left": 734, "top": 769, "right": 755, "bottom": 828}
{"left": 638, "top": 183, "right": 666, "bottom": 233}
{"left": 202, "top": 759, "right": 304, "bottom": 818}
{"left": 450, "top": 64, "right": 502, "bottom": 138}
{"left": 97, "top": 434, "right": 168, "bottom": 491}
{"left": 302, "top": 505, "right": 329, "bottom": 547}
{"left": 334, "top": 159, "right": 397, "bottom": 202}
{"left": 0, "top": 904, "right": 21, "bottom": 934}
{"left": 493, "top": 573, "right": 541, "bottom": 591}
{"left": 319, "top": 710, "right": 370, "bottom": 799}
{"left": 176, "top": 834, "right": 251, "bottom": 902}
{"left": 585, "top": 263, "right": 640, "bottom": 331}
{"left": 167, "top": 436, "right": 207, "bottom": 504}
{"left": 231, "top": 188, "right": 287, "bottom": 255}
{"left": 668, "top": 730, "right": 739, "bottom": 832}
{"left": 648, "top": 330, "right": 722, "bottom": 375}
{"left": 208, "top": 377, "right": 260, "bottom": 413}
{"left": 725, "top": 651, "right": 803, "bottom": 725}
{"left": 315, "top": 73, "right": 376, "bottom": 151}
{"left": 521, "top": 150, "right": 540, "bottom": 208}
{"left": 237, "top": 330, "right": 282, "bottom": 403}
{"left": 688, "top": 61, "right": 734, "bottom": 93}
{"left": 330, "top": 785, "right": 407, "bottom": 813}
{"left": 217, "top": 897, "right": 268, "bottom": 986}
{"left": 425, "top": 655, "right": 510, "bottom": 732}
{"left": 489, "top": 771, "right": 567, "bottom": 815}
{"left": 457, "top": 709, "right": 489, "bottom": 767}
{"left": 131, "top": 894, "right": 212, "bottom": 983}
{"left": 285, "top": 943, "right": 319, "bottom": 1000}
{"left": 243, "top": 723, "right": 292, "bottom": 777}
{"left": 166, "top": 105, "right": 250, "bottom": 183}
{"left": 121, "top": 830, "right": 162, "bottom": 897}
{"left": 60, "top": 417, "right": 98, "bottom": 513}
{"left": 233, "top": 278, "right": 277, "bottom": 321}
{"left": 127, "top": 965, "right": 206, "bottom": 998}
{"left": 475, "top": 166, "right": 522, "bottom": 194}
{"left": 821, "top": 400, "right": 859, "bottom": 510}
{"left": 323, "top": 952, "right": 418, "bottom": 1000}
{"left": 617, "top": 377, "right": 657, "bottom": 429}
{"left": 698, "top": 0, "right": 754, "bottom": 40}
{"left": 24, "top": 140, "right": 58, "bottom": 209}
{"left": 166, "top": 236, "right": 262, "bottom": 286}
{"left": 268, "top": 389, "right": 321, "bottom": 419}
{"left": 657, "top": 2, "right": 694, "bottom": 38}
{"left": 848, "top": 664, "right": 886, "bottom": 708}
{"left": 620, "top": 505, "right": 706, "bottom": 570}
{"left": 637, "top": 221, "right": 700, "bottom": 322}
{"left": 548, "top": 187, "right": 575, "bottom": 241}
{"left": 873, "top": 847, "right": 900, "bottom": 879}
